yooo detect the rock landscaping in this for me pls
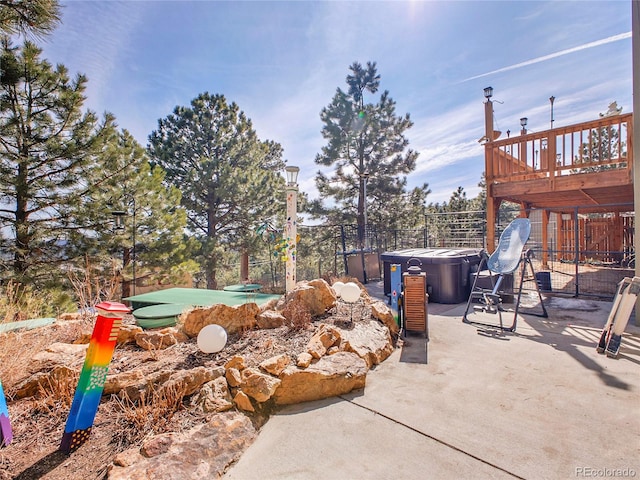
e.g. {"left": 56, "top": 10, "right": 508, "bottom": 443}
{"left": 0, "top": 278, "right": 397, "bottom": 479}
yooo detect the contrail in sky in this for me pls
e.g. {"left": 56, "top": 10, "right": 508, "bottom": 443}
{"left": 462, "top": 32, "right": 632, "bottom": 82}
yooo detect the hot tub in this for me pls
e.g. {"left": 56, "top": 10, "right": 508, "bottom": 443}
{"left": 381, "top": 248, "right": 483, "bottom": 304}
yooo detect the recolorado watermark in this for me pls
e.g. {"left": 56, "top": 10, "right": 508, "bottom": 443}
{"left": 576, "top": 467, "right": 637, "bottom": 478}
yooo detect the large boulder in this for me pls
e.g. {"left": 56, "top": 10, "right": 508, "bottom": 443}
{"left": 305, "top": 324, "right": 341, "bottom": 359}
{"left": 192, "top": 377, "right": 233, "bottom": 413}
{"left": 104, "top": 370, "right": 146, "bottom": 396}
{"left": 273, "top": 352, "right": 367, "bottom": 405}
{"left": 339, "top": 320, "right": 394, "bottom": 369}
{"left": 370, "top": 300, "right": 399, "bottom": 336}
{"left": 117, "top": 366, "right": 225, "bottom": 402}
{"left": 181, "top": 303, "right": 259, "bottom": 337}
{"left": 240, "top": 367, "right": 281, "bottom": 403}
{"left": 259, "top": 354, "right": 291, "bottom": 376}
{"left": 135, "top": 327, "right": 188, "bottom": 351}
{"left": 13, "top": 365, "right": 78, "bottom": 399}
{"left": 30, "top": 342, "right": 88, "bottom": 371}
{"left": 256, "top": 310, "right": 287, "bottom": 329}
{"left": 280, "top": 279, "right": 336, "bottom": 317}
{"left": 108, "top": 411, "right": 257, "bottom": 480}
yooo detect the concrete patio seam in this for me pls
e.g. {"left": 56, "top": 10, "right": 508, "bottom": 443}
{"left": 339, "top": 394, "right": 526, "bottom": 480}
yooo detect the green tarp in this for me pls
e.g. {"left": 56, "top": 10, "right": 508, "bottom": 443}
{"left": 124, "top": 287, "right": 281, "bottom": 310}
{"left": 0, "top": 317, "right": 56, "bottom": 333}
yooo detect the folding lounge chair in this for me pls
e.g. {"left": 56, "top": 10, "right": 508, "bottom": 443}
{"left": 463, "top": 217, "right": 548, "bottom": 332}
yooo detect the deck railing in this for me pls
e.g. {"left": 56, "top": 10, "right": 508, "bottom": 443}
{"left": 486, "top": 113, "right": 633, "bottom": 184}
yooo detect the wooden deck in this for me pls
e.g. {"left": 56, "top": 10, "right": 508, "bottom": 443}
{"left": 487, "top": 112, "right": 633, "bottom": 212}
{"left": 484, "top": 111, "right": 634, "bottom": 252}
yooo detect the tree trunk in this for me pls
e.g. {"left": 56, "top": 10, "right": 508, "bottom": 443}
{"left": 206, "top": 266, "right": 217, "bottom": 290}
{"left": 206, "top": 200, "right": 218, "bottom": 289}
{"left": 206, "top": 251, "right": 218, "bottom": 290}
{"left": 14, "top": 160, "right": 30, "bottom": 278}
{"left": 240, "top": 249, "right": 249, "bottom": 281}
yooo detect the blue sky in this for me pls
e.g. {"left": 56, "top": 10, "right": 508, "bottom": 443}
{"left": 37, "top": 0, "right": 633, "bottom": 205}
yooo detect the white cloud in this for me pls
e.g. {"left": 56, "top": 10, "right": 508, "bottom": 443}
{"left": 35, "top": 0, "right": 631, "bottom": 211}
{"left": 414, "top": 140, "right": 482, "bottom": 175}
{"left": 462, "top": 32, "right": 632, "bottom": 82}
{"left": 43, "top": 1, "right": 147, "bottom": 111}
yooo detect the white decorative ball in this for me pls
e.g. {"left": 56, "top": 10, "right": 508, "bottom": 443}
{"left": 332, "top": 281, "right": 345, "bottom": 296}
{"left": 197, "top": 324, "right": 228, "bottom": 353}
{"left": 341, "top": 282, "right": 361, "bottom": 303}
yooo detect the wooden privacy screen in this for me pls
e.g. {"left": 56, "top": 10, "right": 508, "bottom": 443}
{"left": 403, "top": 273, "right": 428, "bottom": 334}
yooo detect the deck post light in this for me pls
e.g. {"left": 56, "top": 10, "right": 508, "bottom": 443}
{"left": 520, "top": 117, "right": 528, "bottom": 135}
{"left": 483, "top": 87, "right": 494, "bottom": 144}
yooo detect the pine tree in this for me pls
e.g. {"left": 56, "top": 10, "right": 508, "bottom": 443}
{"left": 0, "top": 40, "right": 119, "bottom": 283}
{"left": 446, "top": 186, "right": 470, "bottom": 213}
{"left": 572, "top": 102, "right": 625, "bottom": 173}
{"left": 314, "top": 61, "right": 422, "bottom": 232}
{"left": 0, "top": 41, "right": 189, "bottom": 292}
{"left": 148, "top": 92, "right": 286, "bottom": 289}
{"left": 78, "top": 130, "right": 194, "bottom": 298}
{"left": 0, "top": 0, "right": 61, "bottom": 38}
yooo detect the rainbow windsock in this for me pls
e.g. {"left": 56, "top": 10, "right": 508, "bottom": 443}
{"left": 0, "top": 378, "right": 12, "bottom": 447}
{"left": 60, "top": 301, "right": 130, "bottom": 453}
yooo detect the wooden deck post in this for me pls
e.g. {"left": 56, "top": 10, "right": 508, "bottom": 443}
{"left": 541, "top": 209, "right": 550, "bottom": 269}
{"left": 483, "top": 91, "right": 496, "bottom": 253}
{"left": 486, "top": 196, "right": 501, "bottom": 253}
{"left": 547, "top": 132, "right": 556, "bottom": 187}
{"left": 633, "top": 0, "right": 639, "bottom": 325}
{"left": 557, "top": 215, "right": 564, "bottom": 261}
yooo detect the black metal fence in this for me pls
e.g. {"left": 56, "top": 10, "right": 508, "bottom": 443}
{"left": 421, "top": 205, "right": 635, "bottom": 300}
{"left": 520, "top": 205, "right": 634, "bottom": 299}
{"left": 271, "top": 204, "right": 635, "bottom": 301}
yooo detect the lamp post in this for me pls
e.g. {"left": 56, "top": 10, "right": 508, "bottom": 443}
{"left": 549, "top": 96, "right": 555, "bottom": 129}
{"left": 111, "top": 195, "right": 137, "bottom": 297}
{"left": 483, "top": 86, "right": 494, "bottom": 143}
{"left": 520, "top": 117, "right": 528, "bottom": 135}
{"left": 285, "top": 166, "right": 299, "bottom": 294}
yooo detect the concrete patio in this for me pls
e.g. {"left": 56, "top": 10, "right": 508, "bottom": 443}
{"left": 224, "top": 290, "right": 640, "bottom": 479}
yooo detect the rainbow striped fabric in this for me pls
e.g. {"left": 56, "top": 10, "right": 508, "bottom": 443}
{"left": 60, "top": 301, "right": 130, "bottom": 453}
{"left": 0, "top": 378, "right": 12, "bottom": 447}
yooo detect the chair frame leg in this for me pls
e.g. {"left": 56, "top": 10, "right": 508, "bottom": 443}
{"left": 463, "top": 250, "right": 548, "bottom": 332}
